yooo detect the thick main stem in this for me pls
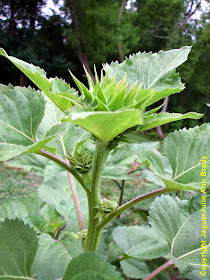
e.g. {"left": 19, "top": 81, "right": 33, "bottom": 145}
{"left": 85, "top": 141, "right": 109, "bottom": 252}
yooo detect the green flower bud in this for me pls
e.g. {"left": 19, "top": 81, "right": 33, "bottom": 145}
{"left": 98, "top": 199, "right": 118, "bottom": 214}
{"left": 77, "top": 229, "right": 88, "bottom": 240}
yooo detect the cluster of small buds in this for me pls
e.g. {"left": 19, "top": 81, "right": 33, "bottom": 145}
{"left": 67, "top": 147, "right": 93, "bottom": 174}
{"left": 77, "top": 229, "right": 88, "bottom": 240}
{"left": 99, "top": 198, "right": 118, "bottom": 214}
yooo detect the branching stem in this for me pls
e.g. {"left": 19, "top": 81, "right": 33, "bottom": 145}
{"left": 143, "top": 260, "right": 174, "bottom": 280}
{"left": 66, "top": 160, "right": 85, "bottom": 231}
{"left": 38, "top": 149, "right": 85, "bottom": 188}
{"left": 98, "top": 186, "right": 168, "bottom": 230}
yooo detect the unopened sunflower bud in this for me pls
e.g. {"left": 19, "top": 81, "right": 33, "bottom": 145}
{"left": 77, "top": 229, "right": 88, "bottom": 240}
{"left": 99, "top": 199, "right": 118, "bottom": 214}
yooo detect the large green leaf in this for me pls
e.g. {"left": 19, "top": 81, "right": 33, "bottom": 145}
{"left": 139, "top": 112, "right": 203, "bottom": 132}
{"left": 32, "top": 233, "right": 82, "bottom": 280}
{"left": 62, "top": 110, "right": 143, "bottom": 142}
{"left": 38, "top": 172, "right": 88, "bottom": 219}
{"left": 138, "top": 125, "right": 210, "bottom": 191}
{"left": 0, "top": 136, "right": 55, "bottom": 162}
{"left": 103, "top": 141, "right": 160, "bottom": 180}
{"left": 164, "top": 125, "right": 210, "bottom": 185}
{"left": 24, "top": 203, "right": 65, "bottom": 235}
{"left": 0, "top": 48, "right": 78, "bottom": 112}
{"left": 112, "top": 225, "right": 169, "bottom": 259}
{"left": 104, "top": 47, "right": 191, "bottom": 105}
{"left": 0, "top": 197, "right": 39, "bottom": 222}
{"left": 6, "top": 154, "right": 49, "bottom": 176}
{"left": 4, "top": 96, "right": 88, "bottom": 190}
{"left": 103, "top": 145, "right": 138, "bottom": 180}
{"left": 0, "top": 196, "right": 66, "bottom": 236}
{"left": 0, "top": 84, "right": 56, "bottom": 161}
{"left": 0, "top": 219, "right": 38, "bottom": 279}
{"left": 63, "top": 252, "right": 123, "bottom": 280}
{"left": 120, "top": 258, "right": 169, "bottom": 279}
{"left": 188, "top": 193, "right": 210, "bottom": 213}
{"left": 149, "top": 195, "right": 189, "bottom": 245}
{"left": 37, "top": 98, "right": 88, "bottom": 160}
{"left": 120, "top": 259, "right": 150, "bottom": 279}
{"left": 149, "top": 195, "right": 210, "bottom": 278}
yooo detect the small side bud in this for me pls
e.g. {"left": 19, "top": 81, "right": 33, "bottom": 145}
{"left": 98, "top": 198, "right": 118, "bottom": 214}
{"left": 77, "top": 229, "right": 88, "bottom": 240}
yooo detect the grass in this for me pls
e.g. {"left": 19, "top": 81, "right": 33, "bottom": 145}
{"left": 0, "top": 163, "right": 43, "bottom": 200}
{"left": 0, "top": 160, "right": 158, "bottom": 226}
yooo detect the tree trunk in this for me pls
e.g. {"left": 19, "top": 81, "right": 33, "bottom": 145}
{"left": 69, "top": 0, "right": 94, "bottom": 81}
{"left": 9, "top": 0, "right": 16, "bottom": 38}
{"left": 117, "top": 0, "right": 127, "bottom": 62}
{"left": 30, "top": 0, "right": 38, "bottom": 40}
{"left": 19, "top": 73, "right": 27, "bottom": 87}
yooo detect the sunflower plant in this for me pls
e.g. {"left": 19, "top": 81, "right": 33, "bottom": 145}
{"left": 0, "top": 47, "right": 209, "bottom": 280}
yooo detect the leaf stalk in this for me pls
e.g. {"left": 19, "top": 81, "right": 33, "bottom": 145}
{"left": 143, "top": 260, "right": 174, "bottom": 280}
{"left": 98, "top": 186, "right": 168, "bottom": 230}
{"left": 38, "top": 149, "right": 85, "bottom": 188}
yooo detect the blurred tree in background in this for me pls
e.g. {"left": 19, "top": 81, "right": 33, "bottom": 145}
{"left": 0, "top": 0, "right": 209, "bottom": 130}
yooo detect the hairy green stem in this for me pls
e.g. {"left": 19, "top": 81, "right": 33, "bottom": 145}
{"left": 98, "top": 186, "right": 168, "bottom": 230}
{"left": 143, "top": 260, "right": 174, "bottom": 280}
{"left": 85, "top": 141, "right": 109, "bottom": 251}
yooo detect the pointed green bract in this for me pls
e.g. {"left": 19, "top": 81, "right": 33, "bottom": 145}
{"left": 63, "top": 252, "right": 123, "bottom": 280}
{"left": 140, "top": 112, "right": 203, "bottom": 131}
{"left": 0, "top": 219, "right": 38, "bottom": 279}
{"left": 69, "top": 70, "right": 93, "bottom": 102}
{"left": 138, "top": 125, "right": 210, "bottom": 191}
{"left": 143, "top": 103, "right": 165, "bottom": 117}
{"left": 62, "top": 110, "right": 143, "bottom": 142}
